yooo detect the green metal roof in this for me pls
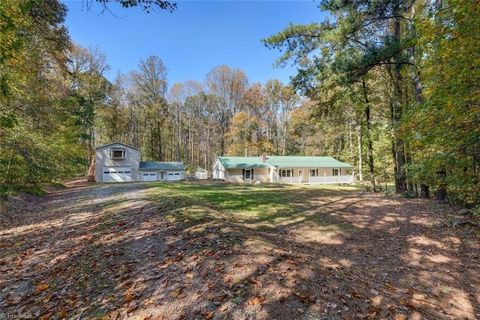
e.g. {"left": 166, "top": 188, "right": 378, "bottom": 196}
{"left": 218, "top": 156, "right": 353, "bottom": 169}
{"left": 139, "top": 161, "right": 185, "bottom": 171}
{"left": 267, "top": 156, "right": 353, "bottom": 168}
{"left": 217, "top": 157, "right": 269, "bottom": 169}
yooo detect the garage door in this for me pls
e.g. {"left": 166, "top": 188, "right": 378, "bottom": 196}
{"left": 142, "top": 172, "right": 157, "bottom": 181}
{"left": 166, "top": 171, "right": 182, "bottom": 181}
{"left": 103, "top": 167, "right": 132, "bottom": 183}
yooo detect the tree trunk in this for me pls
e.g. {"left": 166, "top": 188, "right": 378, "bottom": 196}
{"left": 87, "top": 156, "right": 96, "bottom": 182}
{"left": 362, "top": 78, "right": 376, "bottom": 191}
{"left": 420, "top": 184, "right": 430, "bottom": 198}
{"left": 405, "top": 147, "right": 414, "bottom": 193}
{"left": 435, "top": 169, "right": 448, "bottom": 202}
{"left": 282, "top": 120, "right": 288, "bottom": 156}
{"left": 348, "top": 118, "right": 354, "bottom": 162}
{"left": 206, "top": 126, "right": 210, "bottom": 169}
{"left": 356, "top": 122, "right": 363, "bottom": 182}
{"left": 392, "top": 4, "right": 407, "bottom": 193}
{"left": 408, "top": 3, "right": 429, "bottom": 197}
{"left": 176, "top": 104, "right": 181, "bottom": 162}
{"left": 158, "top": 123, "right": 163, "bottom": 161}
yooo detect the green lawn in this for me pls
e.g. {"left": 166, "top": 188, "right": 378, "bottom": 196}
{"left": 139, "top": 182, "right": 359, "bottom": 227}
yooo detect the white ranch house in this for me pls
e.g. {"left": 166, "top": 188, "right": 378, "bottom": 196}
{"left": 212, "top": 155, "right": 354, "bottom": 184}
{"left": 95, "top": 142, "right": 185, "bottom": 183}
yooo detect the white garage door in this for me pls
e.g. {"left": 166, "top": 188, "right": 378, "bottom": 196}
{"left": 142, "top": 172, "right": 157, "bottom": 181}
{"left": 103, "top": 167, "right": 132, "bottom": 183}
{"left": 166, "top": 171, "right": 182, "bottom": 181}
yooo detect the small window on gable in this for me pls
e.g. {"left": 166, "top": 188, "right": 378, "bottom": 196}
{"left": 109, "top": 148, "right": 126, "bottom": 159}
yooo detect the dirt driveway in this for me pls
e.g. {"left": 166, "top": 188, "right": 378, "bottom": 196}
{"left": 0, "top": 181, "right": 479, "bottom": 319}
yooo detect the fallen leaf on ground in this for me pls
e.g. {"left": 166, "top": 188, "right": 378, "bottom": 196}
{"left": 247, "top": 296, "right": 265, "bottom": 306}
{"left": 124, "top": 290, "right": 136, "bottom": 303}
{"left": 170, "top": 288, "right": 183, "bottom": 298}
{"left": 35, "top": 282, "right": 49, "bottom": 293}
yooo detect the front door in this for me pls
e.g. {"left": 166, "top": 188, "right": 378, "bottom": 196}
{"left": 298, "top": 170, "right": 303, "bottom": 183}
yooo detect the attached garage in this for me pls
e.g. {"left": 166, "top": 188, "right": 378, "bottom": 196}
{"left": 142, "top": 172, "right": 157, "bottom": 181}
{"left": 166, "top": 171, "right": 182, "bottom": 181}
{"left": 139, "top": 161, "right": 185, "bottom": 182}
{"left": 95, "top": 142, "right": 186, "bottom": 183}
{"left": 103, "top": 167, "right": 132, "bottom": 183}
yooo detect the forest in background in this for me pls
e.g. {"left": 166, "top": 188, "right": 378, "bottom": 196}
{"left": 0, "top": 0, "right": 478, "bottom": 210}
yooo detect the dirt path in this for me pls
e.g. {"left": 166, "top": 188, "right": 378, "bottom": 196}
{"left": 0, "top": 182, "right": 479, "bottom": 319}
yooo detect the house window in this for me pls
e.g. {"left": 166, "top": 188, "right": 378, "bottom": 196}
{"left": 310, "top": 169, "right": 320, "bottom": 177}
{"left": 333, "top": 168, "right": 340, "bottom": 176}
{"left": 109, "top": 148, "right": 126, "bottom": 159}
{"left": 280, "top": 169, "right": 292, "bottom": 177}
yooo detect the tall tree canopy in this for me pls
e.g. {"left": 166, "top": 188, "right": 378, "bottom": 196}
{"left": 264, "top": 0, "right": 480, "bottom": 206}
{"left": 1, "top": 0, "right": 478, "bottom": 212}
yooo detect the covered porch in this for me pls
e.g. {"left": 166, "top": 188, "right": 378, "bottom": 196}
{"left": 273, "top": 167, "right": 354, "bottom": 185}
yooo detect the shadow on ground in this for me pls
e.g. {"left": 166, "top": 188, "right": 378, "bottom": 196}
{"left": 0, "top": 181, "right": 478, "bottom": 319}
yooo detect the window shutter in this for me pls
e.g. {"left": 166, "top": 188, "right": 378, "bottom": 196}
{"left": 251, "top": 169, "right": 254, "bottom": 180}
{"left": 242, "top": 169, "right": 245, "bottom": 179}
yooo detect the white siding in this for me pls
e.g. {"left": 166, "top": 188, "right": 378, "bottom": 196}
{"left": 95, "top": 144, "right": 141, "bottom": 182}
{"left": 212, "top": 160, "right": 226, "bottom": 180}
{"left": 225, "top": 168, "right": 270, "bottom": 183}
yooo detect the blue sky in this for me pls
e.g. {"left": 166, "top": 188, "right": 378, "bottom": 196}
{"left": 64, "top": 1, "right": 326, "bottom": 86}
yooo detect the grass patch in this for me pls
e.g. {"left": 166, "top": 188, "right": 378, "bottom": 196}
{"left": 151, "top": 182, "right": 297, "bottom": 218}
{"left": 143, "top": 182, "right": 357, "bottom": 227}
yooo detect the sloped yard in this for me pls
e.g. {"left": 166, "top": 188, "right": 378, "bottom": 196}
{"left": 0, "top": 181, "right": 479, "bottom": 319}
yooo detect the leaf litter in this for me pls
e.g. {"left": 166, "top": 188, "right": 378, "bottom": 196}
{"left": 0, "top": 182, "right": 478, "bottom": 319}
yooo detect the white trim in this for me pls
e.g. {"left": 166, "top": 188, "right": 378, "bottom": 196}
{"left": 96, "top": 142, "right": 140, "bottom": 151}
{"left": 212, "top": 159, "right": 226, "bottom": 180}
{"left": 108, "top": 148, "right": 127, "bottom": 159}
